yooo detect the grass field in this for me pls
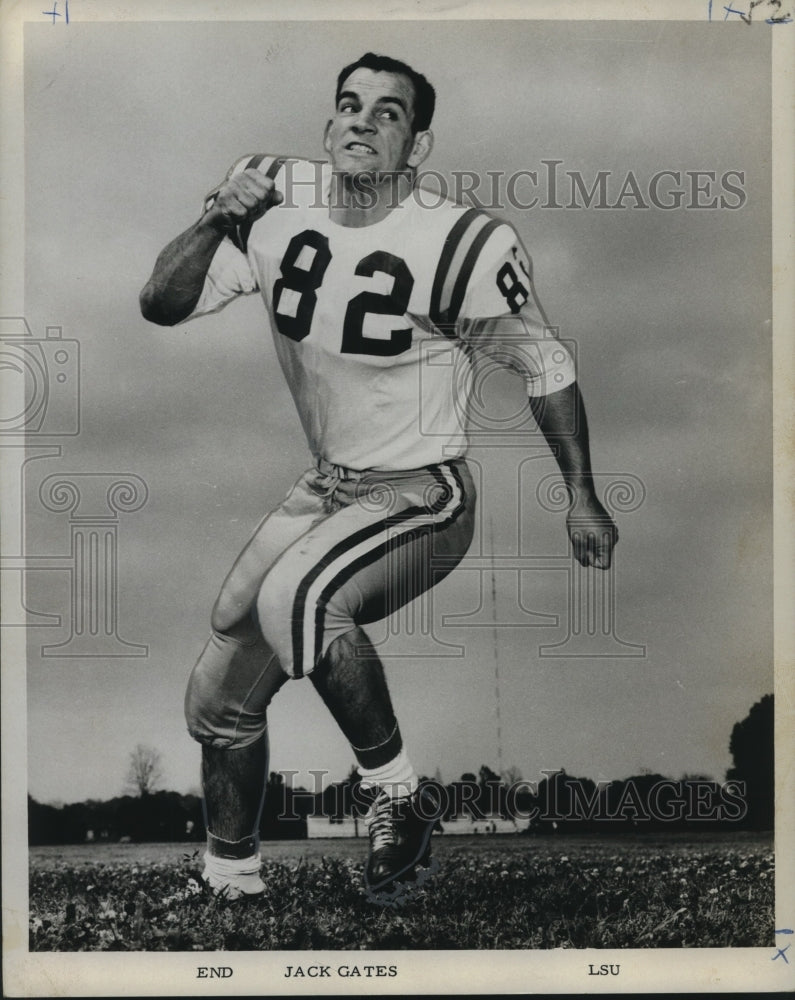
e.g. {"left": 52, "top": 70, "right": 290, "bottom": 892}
{"left": 29, "top": 831, "right": 774, "bottom": 951}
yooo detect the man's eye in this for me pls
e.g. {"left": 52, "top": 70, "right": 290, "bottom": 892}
{"left": 339, "top": 103, "right": 356, "bottom": 113}
{"left": 379, "top": 109, "right": 397, "bottom": 120}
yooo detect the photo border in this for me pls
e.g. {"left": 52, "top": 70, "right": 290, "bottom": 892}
{"left": 2, "top": 0, "right": 793, "bottom": 995}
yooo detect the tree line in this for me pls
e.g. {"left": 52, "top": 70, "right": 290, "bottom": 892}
{"left": 28, "top": 694, "right": 773, "bottom": 844}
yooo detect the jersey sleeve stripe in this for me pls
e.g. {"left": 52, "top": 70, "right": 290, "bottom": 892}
{"left": 241, "top": 153, "right": 267, "bottom": 172}
{"left": 236, "top": 157, "right": 291, "bottom": 254}
{"left": 228, "top": 230, "right": 246, "bottom": 254}
{"left": 446, "top": 217, "right": 503, "bottom": 323}
{"left": 205, "top": 155, "right": 302, "bottom": 253}
{"left": 203, "top": 155, "right": 265, "bottom": 228}
{"left": 429, "top": 208, "right": 482, "bottom": 327}
{"left": 264, "top": 156, "right": 286, "bottom": 180}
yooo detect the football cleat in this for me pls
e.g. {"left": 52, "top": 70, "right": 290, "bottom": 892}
{"left": 362, "top": 781, "right": 444, "bottom": 905}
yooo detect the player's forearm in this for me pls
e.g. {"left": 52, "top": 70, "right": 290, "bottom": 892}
{"left": 528, "top": 381, "right": 598, "bottom": 502}
{"left": 139, "top": 216, "right": 226, "bottom": 326}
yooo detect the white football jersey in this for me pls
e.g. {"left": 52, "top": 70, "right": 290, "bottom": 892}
{"left": 190, "top": 155, "right": 576, "bottom": 471}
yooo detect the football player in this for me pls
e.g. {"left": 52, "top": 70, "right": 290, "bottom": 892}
{"left": 140, "top": 52, "right": 617, "bottom": 904}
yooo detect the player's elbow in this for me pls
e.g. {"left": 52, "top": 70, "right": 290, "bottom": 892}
{"left": 139, "top": 283, "right": 185, "bottom": 327}
{"left": 139, "top": 283, "right": 169, "bottom": 325}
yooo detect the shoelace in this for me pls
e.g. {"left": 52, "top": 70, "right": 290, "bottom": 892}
{"left": 365, "top": 791, "right": 399, "bottom": 852}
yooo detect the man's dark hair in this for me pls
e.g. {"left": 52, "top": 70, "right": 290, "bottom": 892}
{"left": 335, "top": 52, "right": 436, "bottom": 133}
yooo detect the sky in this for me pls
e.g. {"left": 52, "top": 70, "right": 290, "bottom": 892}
{"left": 17, "top": 18, "right": 774, "bottom": 804}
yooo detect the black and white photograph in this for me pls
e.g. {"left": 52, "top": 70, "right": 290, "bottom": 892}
{"left": 1, "top": 1, "right": 793, "bottom": 996}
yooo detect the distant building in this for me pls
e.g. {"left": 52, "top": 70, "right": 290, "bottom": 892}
{"left": 306, "top": 814, "right": 518, "bottom": 839}
{"left": 307, "top": 817, "right": 363, "bottom": 839}
{"left": 440, "top": 816, "right": 519, "bottom": 836}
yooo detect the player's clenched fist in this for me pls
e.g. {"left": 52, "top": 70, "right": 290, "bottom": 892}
{"left": 205, "top": 170, "right": 283, "bottom": 233}
{"left": 566, "top": 494, "right": 618, "bottom": 570}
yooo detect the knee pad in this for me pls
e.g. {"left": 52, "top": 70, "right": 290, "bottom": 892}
{"left": 210, "top": 601, "right": 261, "bottom": 643}
{"left": 184, "top": 631, "right": 277, "bottom": 750}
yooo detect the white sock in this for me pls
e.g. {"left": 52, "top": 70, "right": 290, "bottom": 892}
{"left": 358, "top": 748, "right": 418, "bottom": 799}
{"left": 202, "top": 851, "right": 264, "bottom": 895}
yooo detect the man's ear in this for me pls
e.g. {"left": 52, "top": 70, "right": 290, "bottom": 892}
{"left": 407, "top": 129, "right": 434, "bottom": 169}
{"left": 323, "top": 120, "right": 333, "bottom": 155}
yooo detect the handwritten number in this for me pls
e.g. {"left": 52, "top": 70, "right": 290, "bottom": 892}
{"left": 761, "top": 0, "right": 792, "bottom": 18}
{"left": 42, "top": 0, "right": 68, "bottom": 22}
{"left": 341, "top": 252, "right": 414, "bottom": 356}
{"left": 748, "top": 0, "right": 770, "bottom": 15}
{"left": 716, "top": 0, "right": 792, "bottom": 21}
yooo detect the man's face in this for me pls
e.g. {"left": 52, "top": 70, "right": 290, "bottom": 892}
{"left": 324, "top": 68, "right": 427, "bottom": 177}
